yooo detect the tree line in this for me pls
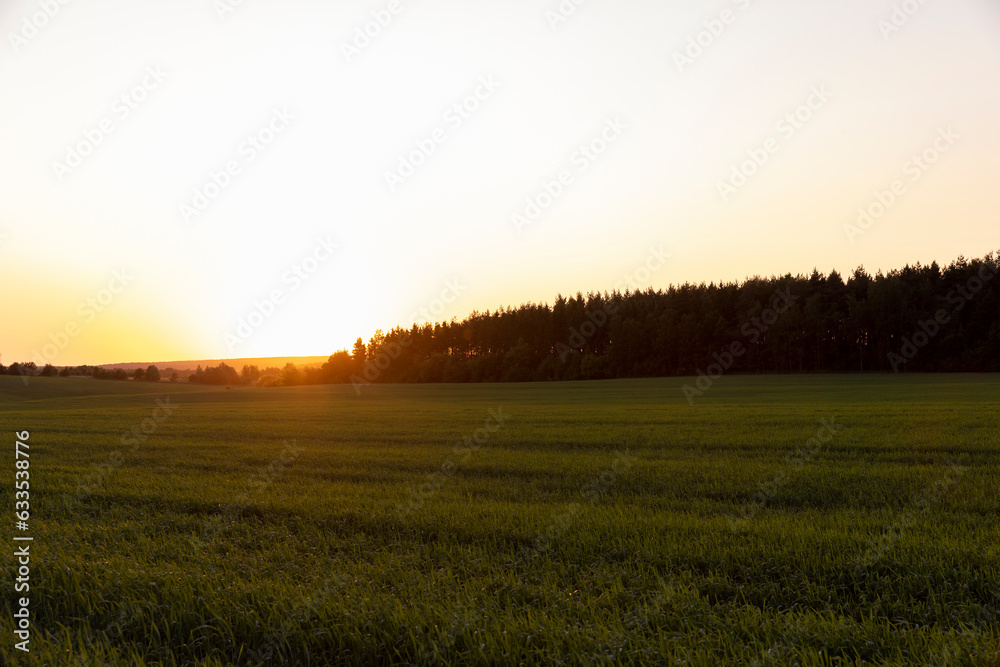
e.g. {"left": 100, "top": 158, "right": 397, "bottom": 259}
{"left": 5, "top": 252, "right": 997, "bottom": 386}
{"left": 0, "top": 363, "right": 173, "bottom": 382}
{"left": 321, "top": 252, "right": 999, "bottom": 385}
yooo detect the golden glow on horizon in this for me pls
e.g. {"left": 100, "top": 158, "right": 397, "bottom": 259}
{"left": 1, "top": 0, "right": 998, "bottom": 366}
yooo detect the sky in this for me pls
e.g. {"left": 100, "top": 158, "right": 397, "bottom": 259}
{"left": 1, "top": 0, "right": 998, "bottom": 366}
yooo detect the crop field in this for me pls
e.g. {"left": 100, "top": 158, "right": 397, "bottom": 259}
{"left": 0, "top": 374, "right": 998, "bottom": 665}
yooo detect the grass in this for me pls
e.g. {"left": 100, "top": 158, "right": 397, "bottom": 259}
{"left": 0, "top": 374, "right": 998, "bottom": 665}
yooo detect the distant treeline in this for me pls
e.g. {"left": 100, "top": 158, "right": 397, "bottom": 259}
{"left": 4, "top": 253, "right": 997, "bottom": 386}
{"left": 0, "top": 362, "right": 131, "bottom": 380}
{"left": 319, "top": 252, "right": 999, "bottom": 385}
{"left": 1, "top": 363, "right": 172, "bottom": 382}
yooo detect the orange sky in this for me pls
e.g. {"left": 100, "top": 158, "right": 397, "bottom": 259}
{"left": 2, "top": 0, "right": 999, "bottom": 366}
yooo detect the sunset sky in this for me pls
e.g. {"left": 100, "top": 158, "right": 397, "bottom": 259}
{"left": 2, "top": 0, "right": 998, "bottom": 366}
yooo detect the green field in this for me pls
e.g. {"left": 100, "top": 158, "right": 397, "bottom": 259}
{"left": 1, "top": 375, "right": 998, "bottom": 665}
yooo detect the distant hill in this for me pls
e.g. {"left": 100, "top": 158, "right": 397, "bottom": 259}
{"left": 97, "top": 356, "right": 329, "bottom": 373}
{"left": 0, "top": 375, "right": 214, "bottom": 404}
